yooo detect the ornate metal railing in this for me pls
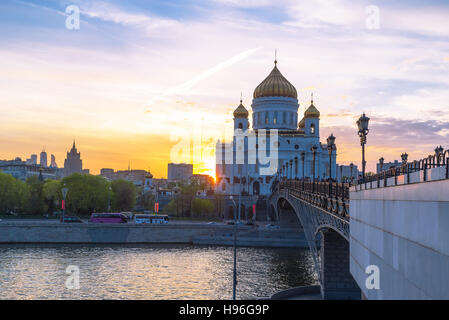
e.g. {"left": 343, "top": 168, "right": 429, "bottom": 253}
{"left": 364, "top": 148, "right": 449, "bottom": 186}
{"left": 276, "top": 179, "right": 350, "bottom": 221}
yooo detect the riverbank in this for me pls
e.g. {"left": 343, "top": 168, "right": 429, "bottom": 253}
{"left": 0, "top": 221, "right": 307, "bottom": 248}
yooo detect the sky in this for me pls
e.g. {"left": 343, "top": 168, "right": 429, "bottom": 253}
{"left": 0, "top": 0, "right": 448, "bottom": 178}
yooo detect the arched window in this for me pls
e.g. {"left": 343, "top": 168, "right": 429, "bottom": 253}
{"left": 310, "top": 123, "right": 315, "bottom": 134}
{"left": 283, "top": 112, "right": 287, "bottom": 124}
{"left": 265, "top": 112, "right": 269, "bottom": 124}
{"left": 238, "top": 123, "right": 243, "bottom": 129}
{"left": 274, "top": 111, "right": 277, "bottom": 124}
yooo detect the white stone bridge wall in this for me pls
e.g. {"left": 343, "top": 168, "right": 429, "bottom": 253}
{"left": 350, "top": 166, "right": 449, "bottom": 299}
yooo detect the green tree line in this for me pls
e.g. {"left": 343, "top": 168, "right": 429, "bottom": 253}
{"left": 0, "top": 172, "right": 139, "bottom": 216}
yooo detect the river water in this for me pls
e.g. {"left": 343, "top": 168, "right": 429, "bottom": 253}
{"left": 0, "top": 244, "right": 317, "bottom": 300}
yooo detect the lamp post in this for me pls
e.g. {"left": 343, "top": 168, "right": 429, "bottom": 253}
{"left": 301, "top": 152, "right": 305, "bottom": 179}
{"left": 61, "top": 186, "right": 68, "bottom": 223}
{"left": 435, "top": 146, "right": 444, "bottom": 163}
{"left": 289, "top": 159, "right": 293, "bottom": 179}
{"left": 327, "top": 133, "right": 336, "bottom": 180}
{"left": 229, "top": 195, "right": 238, "bottom": 300}
{"left": 350, "top": 163, "right": 354, "bottom": 184}
{"left": 357, "top": 113, "right": 370, "bottom": 182}
{"left": 108, "top": 185, "right": 112, "bottom": 212}
{"left": 311, "top": 145, "right": 318, "bottom": 182}
{"left": 294, "top": 157, "right": 298, "bottom": 179}
{"left": 401, "top": 153, "right": 408, "bottom": 165}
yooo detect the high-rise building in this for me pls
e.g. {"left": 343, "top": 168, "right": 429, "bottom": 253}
{"left": 26, "top": 154, "right": 37, "bottom": 165}
{"left": 50, "top": 154, "right": 58, "bottom": 168}
{"left": 40, "top": 150, "right": 47, "bottom": 168}
{"left": 167, "top": 163, "right": 193, "bottom": 181}
{"left": 64, "top": 140, "right": 83, "bottom": 177}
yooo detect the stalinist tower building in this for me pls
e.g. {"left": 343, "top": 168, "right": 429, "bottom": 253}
{"left": 63, "top": 141, "right": 83, "bottom": 177}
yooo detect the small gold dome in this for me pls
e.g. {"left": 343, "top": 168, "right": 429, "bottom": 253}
{"left": 233, "top": 101, "right": 248, "bottom": 118}
{"left": 298, "top": 117, "right": 305, "bottom": 128}
{"left": 304, "top": 101, "right": 320, "bottom": 118}
{"left": 253, "top": 61, "right": 297, "bottom": 99}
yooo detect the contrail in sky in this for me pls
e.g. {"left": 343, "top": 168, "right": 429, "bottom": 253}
{"left": 146, "top": 47, "right": 262, "bottom": 108}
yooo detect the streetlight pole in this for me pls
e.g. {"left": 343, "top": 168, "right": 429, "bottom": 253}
{"left": 61, "top": 186, "right": 68, "bottom": 223}
{"left": 401, "top": 153, "right": 408, "bottom": 165}
{"left": 311, "top": 146, "right": 317, "bottom": 182}
{"left": 108, "top": 185, "right": 112, "bottom": 212}
{"left": 230, "top": 195, "right": 238, "bottom": 300}
{"left": 357, "top": 113, "right": 370, "bottom": 182}
{"left": 350, "top": 163, "right": 354, "bottom": 184}
{"left": 301, "top": 152, "right": 305, "bottom": 179}
{"left": 327, "top": 134, "right": 336, "bottom": 181}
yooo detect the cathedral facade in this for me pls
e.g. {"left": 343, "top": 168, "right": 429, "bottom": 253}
{"left": 215, "top": 60, "right": 337, "bottom": 199}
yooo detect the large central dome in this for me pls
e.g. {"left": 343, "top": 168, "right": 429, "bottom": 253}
{"left": 253, "top": 61, "right": 297, "bottom": 99}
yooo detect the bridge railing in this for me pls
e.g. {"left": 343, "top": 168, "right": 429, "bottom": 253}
{"left": 276, "top": 179, "right": 351, "bottom": 220}
{"left": 363, "top": 149, "right": 449, "bottom": 186}
{"left": 279, "top": 180, "right": 350, "bottom": 201}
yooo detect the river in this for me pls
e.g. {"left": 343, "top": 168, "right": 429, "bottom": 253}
{"left": 0, "top": 244, "right": 317, "bottom": 299}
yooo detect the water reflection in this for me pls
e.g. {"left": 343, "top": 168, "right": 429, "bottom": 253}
{"left": 0, "top": 244, "right": 318, "bottom": 300}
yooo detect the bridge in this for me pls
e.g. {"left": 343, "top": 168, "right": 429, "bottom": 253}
{"left": 269, "top": 149, "right": 449, "bottom": 300}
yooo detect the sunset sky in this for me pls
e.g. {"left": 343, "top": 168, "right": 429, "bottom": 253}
{"left": 0, "top": 0, "right": 448, "bottom": 178}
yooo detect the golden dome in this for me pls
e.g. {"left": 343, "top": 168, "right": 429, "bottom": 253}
{"left": 233, "top": 101, "right": 249, "bottom": 118}
{"left": 298, "top": 117, "right": 305, "bottom": 128}
{"left": 253, "top": 61, "right": 297, "bottom": 99}
{"left": 304, "top": 100, "right": 320, "bottom": 118}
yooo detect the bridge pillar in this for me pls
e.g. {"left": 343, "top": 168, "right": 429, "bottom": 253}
{"left": 320, "top": 229, "right": 361, "bottom": 300}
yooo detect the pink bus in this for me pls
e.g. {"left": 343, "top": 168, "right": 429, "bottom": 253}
{"left": 89, "top": 213, "right": 128, "bottom": 223}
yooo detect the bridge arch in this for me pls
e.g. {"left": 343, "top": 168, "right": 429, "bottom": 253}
{"left": 270, "top": 187, "right": 360, "bottom": 299}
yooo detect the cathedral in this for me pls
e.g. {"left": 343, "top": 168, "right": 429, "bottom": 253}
{"left": 215, "top": 59, "right": 337, "bottom": 200}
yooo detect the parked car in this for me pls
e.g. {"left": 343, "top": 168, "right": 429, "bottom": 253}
{"left": 60, "top": 216, "right": 83, "bottom": 223}
{"left": 265, "top": 223, "right": 280, "bottom": 229}
{"left": 245, "top": 221, "right": 255, "bottom": 226}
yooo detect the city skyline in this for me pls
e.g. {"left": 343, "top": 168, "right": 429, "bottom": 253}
{"left": 1, "top": 0, "right": 448, "bottom": 178}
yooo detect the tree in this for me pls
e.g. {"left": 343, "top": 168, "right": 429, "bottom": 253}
{"left": 26, "top": 175, "right": 45, "bottom": 215}
{"left": 163, "top": 199, "right": 177, "bottom": 214}
{"left": 62, "top": 174, "right": 110, "bottom": 215}
{"left": 111, "top": 179, "right": 137, "bottom": 211}
{"left": 42, "top": 179, "right": 62, "bottom": 214}
{"left": 191, "top": 198, "right": 214, "bottom": 217}
{"left": 0, "top": 172, "right": 29, "bottom": 214}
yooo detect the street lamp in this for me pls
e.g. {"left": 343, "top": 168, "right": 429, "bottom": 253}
{"left": 311, "top": 145, "right": 318, "bottom": 182}
{"left": 357, "top": 113, "right": 370, "bottom": 182}
{"left": 301, "top": 152, "right": 305, "bottom": 179}
{"left": 108, "top": 185, "right": 112, "bottom": 212}
{"left": 350, "top": 163, "right": 354, "bottom": 184}
{"left": 61, "top": 186, "right": 68, "bottom": 223}
{"left": 327, "top": 133, "right": 336, "bottom": 180}
{"left": 401, "top": 153, "right": 408, "bottom": 165}
{"left": 229, "top": 195, "right": 238, "bottom": 300}
{"left": 379, "top": 157, "right": 384, "bottom": 172}
{"left": 294, "top": 157, "right": 298, "bottom": 179}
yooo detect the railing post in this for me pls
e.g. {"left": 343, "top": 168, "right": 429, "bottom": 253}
{"left": 446, "top": 157, "right": 449, "bottom": 179}
{"left": 423, "top": 162, "right": 427, "bottom": 182}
